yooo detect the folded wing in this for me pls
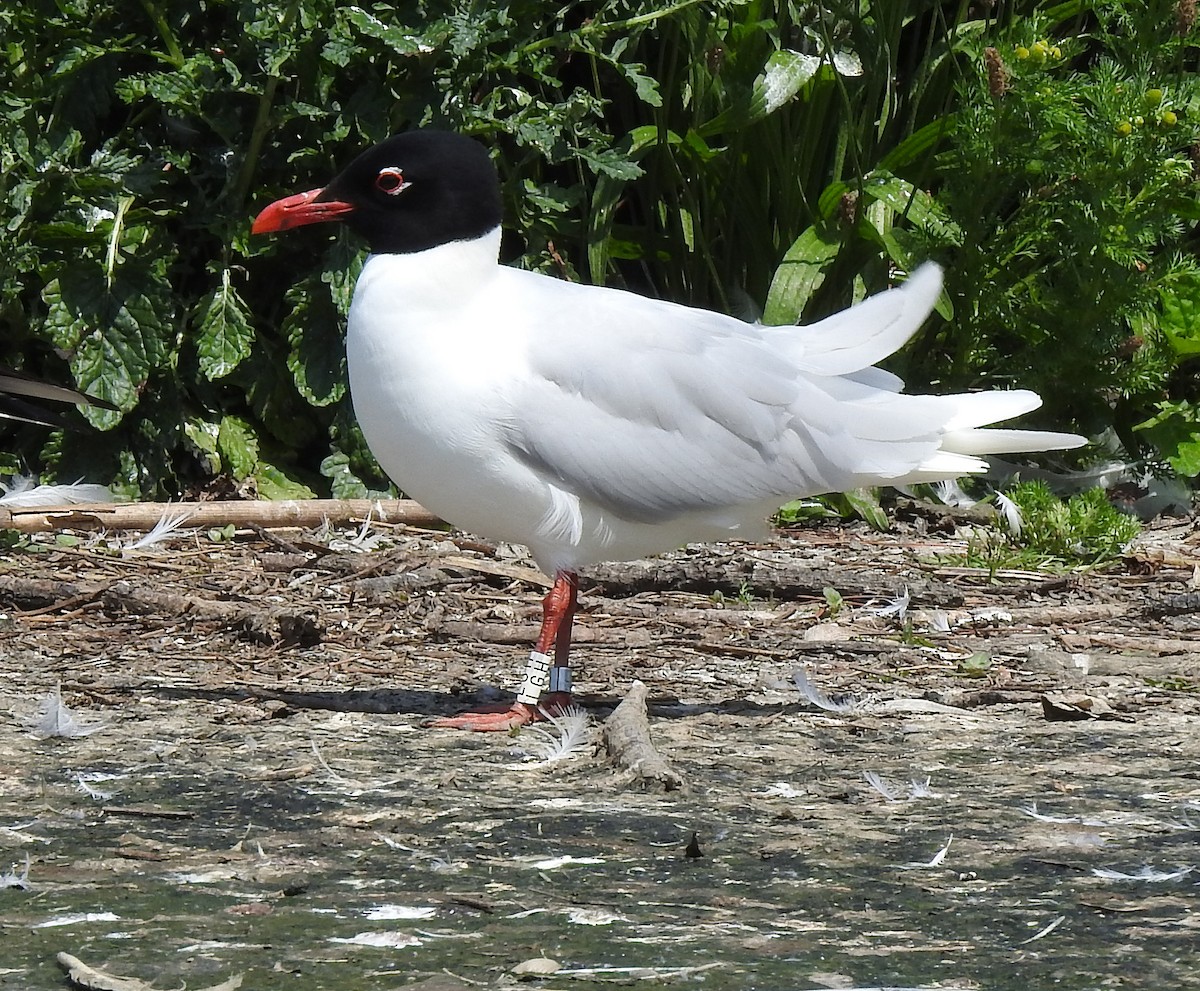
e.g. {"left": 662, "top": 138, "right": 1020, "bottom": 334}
{"left": 505, "top": 267, "right": 1082, "bottom": 526}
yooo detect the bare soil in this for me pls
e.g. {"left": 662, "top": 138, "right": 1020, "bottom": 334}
{"left": 1, "top": 510, "right": 1198, "bottom": 991}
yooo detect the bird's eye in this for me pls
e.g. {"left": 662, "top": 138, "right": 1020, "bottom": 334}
{"left": 374, "top": 167, "right": 408, "bottom": 195}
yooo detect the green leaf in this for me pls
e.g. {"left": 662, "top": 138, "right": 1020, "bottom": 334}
{"left": 183, "top": 417, "right": 221, "bottom": 474}
{"left": 217, "top": 414, "right": 258, "bottom": 480}
{"left": 763, "top": 224, "right": 842, "bottom": 325}
{"left": 344, "top": 6, "right": 436, "bottom": 57}
{"left": 701, "top": 50, "right": 821, "bottom": 136}
{"left": 620, "top": 61, "right": 662, "bottom": 108}
{"left": 41, "top": 261, "right": 173, "bottom": 425}
{"left": 321, "top": 450, "right": 368, "bottom": 499}
{"left": 285, "top": 295, "right": 348, "bottom": 407}
{"left": 282, "top": 246, "right": 360, "bottom": 408}
{"left": 958, "top": 652, "right": 992, "bottom": 677}
{"left": 195, "top": 269, "right": 255, "bottom": 380}
{"left": 575, "top": 145, "right": 644, "bottom": 181}
{"left": 255, "top": 462, "right": 318, "bottom": 500}
{"left": 877, "top": 116, "right": 954, "bottom": 172}
{"left": 860, "top": 171, "right": 963, "bottom": 245}
{"left": 822, "top": 586, "right": 844, "bottom": 618}
{"left": 843, "top": 488, "right": 889, "bottom": 531}
{"left": 1159, "top": 272, "right": 1200, "bottom": 358}
{"left": 1133, "top": 401, "right": 1200, "bottom": 477}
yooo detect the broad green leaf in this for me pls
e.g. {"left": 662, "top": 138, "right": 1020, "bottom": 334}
{"left": 217, "top": 414, "right": 258, "bottom": 479}
{"left": 195, "top": 269, "right": 255, "bottom": 380}
{"left": 843, "top": 488, "right": 889, "bottom": 532}
{"left": 1169, "top": 439, "right": 1200, "bottom": 478}
{"left": 41, "top": 261, "right": 173, "bottom": 425}
{"left": 255, "top": 462, "right": 318, "bottom": 500}
{"left": 1133, "top": 401, "right": 1200, "bottom": 477}
{"left": 860, "top": 171, "right": 963, "bottom": 245}
{"left": 283, "top": 243, "right": 361, "bottom": 407}
{"left": 284, "top": 278, "right": 349, "bottom": 407}
{"left": 763, "top": 224, "right": 842, "bottom": 325}
{"left": 816, "top": 180, "right": 853, "bottom": 222}
{"left": 1159, "top": 273, "right": 1200, "bottom": 358}
{"left": 321, "top": 451, "right": 369, "bottom": 500}
{"left": 700, "top": 50, "right": 822, "bottom": 136}
{"left": 183, "top": 418, "right": 221, "bottom": 474}
{"left": 344, "top": 6, "right": 436, "bottom": 56}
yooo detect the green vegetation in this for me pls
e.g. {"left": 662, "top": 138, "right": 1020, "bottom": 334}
{"left": 0, "top": 1, "right": 1197, "bottom": 500}
{"left": 960, "top": 480, "right": 1142, "bottom": 574}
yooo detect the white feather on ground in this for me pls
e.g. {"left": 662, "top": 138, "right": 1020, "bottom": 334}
{"left": 863, "top": 771, "right": 903, "bottom": 802}
{"left": 523, "top": 706, "right": 592, "bottom": 762}
{"left": 0, "top": 476, "right": 111, "bottom": 507}
{"left": 899, "top": 836, "right": 953, "bottom": 870}
{"left": 793, "top": 667, "right": 860, "bottom": 713}
{"left": 1092, "top": 865, "right": 1194, "bottom": 882}
{"left": 0, "top": 853, "right": 31, "bottom": 890}
{"left": 25, "top": 685, "right": 107, "bottom": 739}
{"left": 122, "top": 509, "right": 197, "bottom": 551}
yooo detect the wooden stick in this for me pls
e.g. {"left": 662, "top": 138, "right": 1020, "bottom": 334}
{"left": 0, "top": 498, "right": 444, "bottom": 534}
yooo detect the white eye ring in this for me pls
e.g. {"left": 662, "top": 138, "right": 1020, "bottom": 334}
{"left": 375, "top": 166, "right": 410, "bottom": 196}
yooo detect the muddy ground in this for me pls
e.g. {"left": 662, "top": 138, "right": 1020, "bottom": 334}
{"left": 1, "top": 508, "right": 1198, "bottom": 991}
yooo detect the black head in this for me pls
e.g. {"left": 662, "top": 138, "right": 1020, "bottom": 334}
{"left": 252, "top": 130, "right": 502, "bottom": 254}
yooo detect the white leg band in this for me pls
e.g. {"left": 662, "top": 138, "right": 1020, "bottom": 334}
{"left": 516, "top": 651, "right": 552, "bottom": 705}
{"left": 549, "top": 667, "right": 572, "bottom": 694}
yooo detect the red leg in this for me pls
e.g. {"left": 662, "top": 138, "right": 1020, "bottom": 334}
{"left": 431, "top": 570, "right": 578, "bottom": 731}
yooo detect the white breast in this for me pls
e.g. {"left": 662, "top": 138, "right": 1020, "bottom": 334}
{"left": 347, "top": 232, "right": 604, "bottom": 571}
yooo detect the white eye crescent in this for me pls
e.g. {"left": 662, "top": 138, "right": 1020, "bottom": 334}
{"left": 374, "top": 167, "right": 410, "bottom": 196}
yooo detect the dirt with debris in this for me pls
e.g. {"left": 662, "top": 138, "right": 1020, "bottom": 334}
{"left": 1, "top": 508, "right": 1198, "bottom": 991}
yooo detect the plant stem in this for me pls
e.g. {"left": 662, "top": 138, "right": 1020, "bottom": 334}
{"left": 138, "top": 0, "right": 184, "bottom": 69}
{"left": 232, "top": 3, "right": 299, "bottom": 214}
{"left": 518, "top": 0, "right": 709, "bottom": 55}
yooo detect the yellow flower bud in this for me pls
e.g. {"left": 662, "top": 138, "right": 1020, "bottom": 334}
{"left": 1116, "top": 120, "right": 1133, "bottom": 136}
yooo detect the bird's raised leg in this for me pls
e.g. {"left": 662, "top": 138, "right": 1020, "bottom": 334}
{"left": 430, "top": 570, "right": 579, "bottom": 731}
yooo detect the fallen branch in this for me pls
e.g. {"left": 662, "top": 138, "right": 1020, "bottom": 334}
{"left": 0, "top": 574, "right": 320, "bottom": 645}
{"left": 601, "top": 681, "right": 685, "bottom": 792}
{"left": 0, "top": 498, "right": 444, "bottom": 534}
{"left": 585, "top": 555, "right": 962, "bottom": 605}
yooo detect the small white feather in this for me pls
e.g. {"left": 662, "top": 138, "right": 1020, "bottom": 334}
{"left": 869, "top": 585, "right": 910, "bottom": 622}
{"left": 994, "top": 491, "right": 1023, "bottom": 536}
{"left": 899, "top": 836, "right": 953, "bottom": 870}
{"left": 25, "top": 685, "right": 106, "bottom": 739}
{"left": 1092, "top": 865, "right": 1194, "bottom": 882}
{"left": 524, "top": 706, "right": 592, "bottom": 763}
{"left": 123, "top": 509, "right": 197, "bottom": 551}
{"left": 864, "top": 771, "right": 902, "bottom": 802}
{"left": 792, "top": 667, "right": 859, "bottom": 713}
{"left": 0, "top": 476, "right": 112, "bottom": 507}
{"left": 0, "top": 852, "right": 31, "bottom": 890}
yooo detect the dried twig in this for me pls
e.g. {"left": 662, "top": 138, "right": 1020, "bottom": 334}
{"left": 0, "top": 498, "right": 442, "bottom": 534}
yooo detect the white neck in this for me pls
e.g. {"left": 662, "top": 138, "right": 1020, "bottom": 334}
{"left": 354, "top": 226, "right": 501, "bottom": 312}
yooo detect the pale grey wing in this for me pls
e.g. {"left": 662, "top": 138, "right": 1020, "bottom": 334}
{"left": 504, "top": 288, "right": 951, "bottom": 524}
{"left": 762, "top": 262, "right": 943, "bottom": 375}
